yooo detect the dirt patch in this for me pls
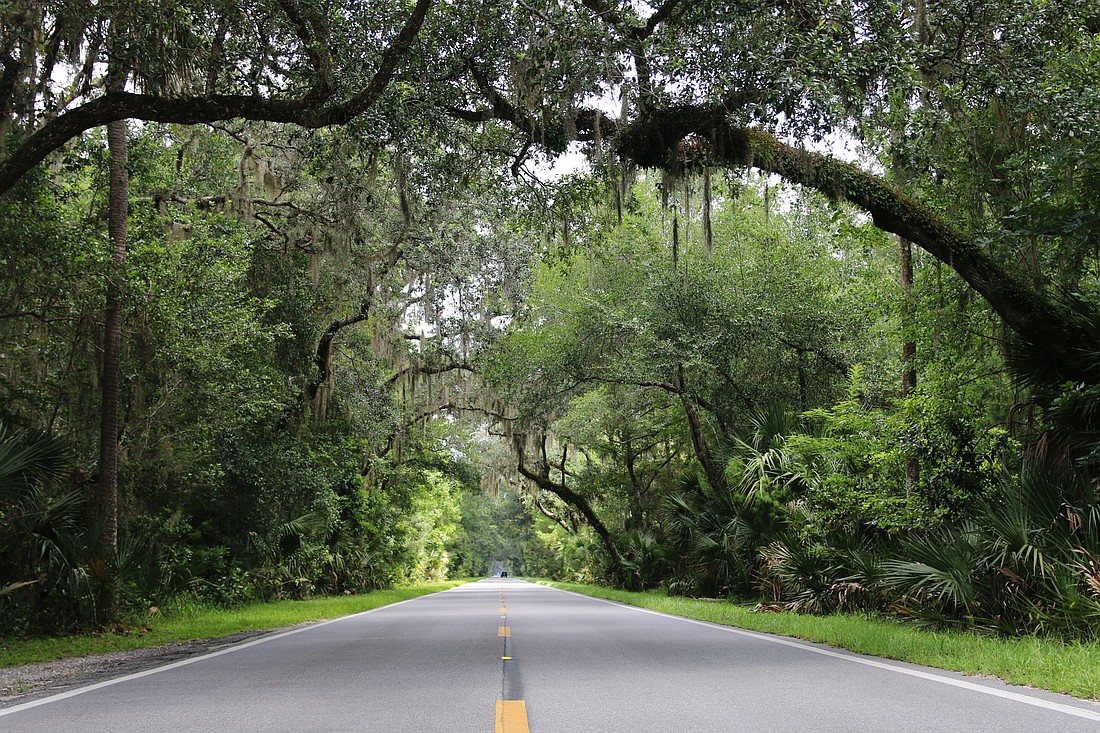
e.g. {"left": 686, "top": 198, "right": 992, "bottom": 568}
{"left": 0, "top": 628, "right": 295, "bottom": 709}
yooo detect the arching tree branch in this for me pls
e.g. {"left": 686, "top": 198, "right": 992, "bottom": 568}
{"left": 515, "top": 433, "right": 625, "bottom": 582}
{"left": 306, "top": 246, "right": 405, "bottom": 402}
{"left": 0, "top": 0, "right": 434, "bottom": 197}
{"left": 612, "top": 105, "right": 1093, "bottom": 372}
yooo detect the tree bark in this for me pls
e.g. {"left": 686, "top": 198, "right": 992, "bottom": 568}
{"left": 899, "top": 240, "right": 918, "bottom": 398}
{"left": 677, "top": 366, "right": 727, "bottom": 492}
{"left": 97, "top": 118, "right": 128, "bottom": 552}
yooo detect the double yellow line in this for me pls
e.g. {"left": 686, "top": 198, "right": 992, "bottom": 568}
{"left": 495, "top": 583, "right": 530, "bottom": 733}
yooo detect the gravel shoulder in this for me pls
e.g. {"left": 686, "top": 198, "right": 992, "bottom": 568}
{"left": 0, "top": 627, "right": 299, "bottom": 709}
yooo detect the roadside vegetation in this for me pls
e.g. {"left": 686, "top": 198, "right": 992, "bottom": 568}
{"left": 542, "top": 582, "right": 1100, "bottom": 700}
{"left": 0, "top": 581, "right": 468, "bottom": 668}
{"left": 3, "top": 0, "right": 1100, "bottom": 665}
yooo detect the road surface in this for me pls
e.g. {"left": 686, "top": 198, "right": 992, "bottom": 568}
{"left": 2, "top": 579, "right": 1099, "bottom": 731}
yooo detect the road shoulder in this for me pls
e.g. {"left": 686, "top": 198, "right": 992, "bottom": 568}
{"left": 0, "top": 627, "right": 299, "bottom": 708}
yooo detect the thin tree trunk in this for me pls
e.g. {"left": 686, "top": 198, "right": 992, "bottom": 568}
{"left": 623, "top": 432, "right": 644, "bottom": 531}
{"left": 899, "top": 235, "right": 919, "bottom": 495}
{"left": 672, "top": 213, "right": 679, "bottom": 269}
{"left": 796, "top": 347, "right": 808, "bottom": 413}
{"left": 98, "top": 118, "right": 127, "bottom": 552}
{"left": 899, "top": 235, "right": 917, "bottom": 398}
{"left": 703, "top": 167, "right": 713, "bottom": 255}
{"left": 677, "top": 365, "right": 726, "bottom": 492}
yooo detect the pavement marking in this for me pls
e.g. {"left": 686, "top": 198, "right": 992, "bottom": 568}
{"left": 0, "top": 591, "right": 445, "bottom": 718}
{"left": 546, "top": 585, "right": 1100, "bottom": 724}
{"left": 495, "top": 700, "right": 530, "bottom": 733}
{"left": 498, "top": 626, "right": 512, "bottom": 637}
{"left": 501, "top": 656, "right": 512, "bottom": 660}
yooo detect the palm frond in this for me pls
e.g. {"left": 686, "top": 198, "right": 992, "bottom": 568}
{"left": 0, "top": 422, "right": 69, "bottom": 502}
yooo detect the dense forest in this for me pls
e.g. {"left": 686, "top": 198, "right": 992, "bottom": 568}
{"left": 2, "top": 0, "right": 1099, "bottom": 639}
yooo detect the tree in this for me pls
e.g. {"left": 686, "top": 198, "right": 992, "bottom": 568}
{"left": 481, "top": 171, "right": 893, "bottom": 580}
{"left": 0, "top": 0, "right": 434, "bottom": 195}
{"left": 96, "top": 118, "right": 126, "bottom": 552}
{"left": 436, "top": 0, "right": 1100, "bottom": 397}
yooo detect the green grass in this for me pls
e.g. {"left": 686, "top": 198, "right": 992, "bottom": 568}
{"left": 539, "top": 581, "right": 1100, "bottom": 700}
{"left": 1, "top": 580, "right": 469, "bottom": 668}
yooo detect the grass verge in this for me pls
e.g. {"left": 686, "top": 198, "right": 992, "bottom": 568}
{"left": 1, "top": 580, "right": 469, "bottom": 668}
{"left": 539, "top": 581, "right": 1100, "bottom": 700}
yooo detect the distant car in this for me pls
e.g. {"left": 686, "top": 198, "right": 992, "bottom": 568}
{"left": 500, "top": 571, "right": 508, "bottom": 577}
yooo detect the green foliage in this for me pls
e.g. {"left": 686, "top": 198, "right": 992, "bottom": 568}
{"left": 0, "top": 423, "right": 69, "bottom": 504}
{"left": 451, "top": 487, "right": 555, "bottom": 579}
{"left": 0, "top": 422, "right": 108, "bottom": 635}
{"left": 897, "top": 379, "right": 1014, "bottom": 522}
{"left": 398, "top": 469, "right": 461, "bottom": 582}
{"left": 663, "top": 472, "right": 788, "bottom": 598}
{"left": 533, "top": 520, "right": 608, "bottom": 583}
{"left": 784, "top": 368, "right": 1009, "bottom": 531}
{"left": 0, "top": 118, "right": 511, "bottom": 633}
{"left": 881, "top": 464, "right": 1100, "bottom": 637}
{"left": 3, "top": 0, "right": 1100, "bottom": 647}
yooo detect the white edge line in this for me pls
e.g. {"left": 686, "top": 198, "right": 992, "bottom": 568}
{"left": 540, "top": 583, "right": 1100, "bottom": 723}
{"left": 0, "top": 587, "right": 463, "bottom": 718}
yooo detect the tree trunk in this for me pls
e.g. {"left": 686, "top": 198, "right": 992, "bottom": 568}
{"left": 677, "top": 366, "right": 727, "bottom": 492}
{"left": 898, "top": 235, "right": 920, "bottom": 495}
{"left": 98, "top": 118, "right": 128, "bottom": 552}
{"left": 899, "top": 237, "right": 917, "bottom": 397}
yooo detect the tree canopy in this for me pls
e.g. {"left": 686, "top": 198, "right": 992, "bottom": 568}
{"left": 3, "top": 0, "right": 1100, "bottom": 638}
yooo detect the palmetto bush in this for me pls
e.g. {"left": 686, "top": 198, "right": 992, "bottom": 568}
{"left": 663, "top": 472, "right": 788, "bottom": 597}
{"left": 0, "top": 422, "right": 101, "bottom": 633}
{"left": 621, "top": 528, "right": 674, "bottom": 591}
{"left": 882, "top": 464, "right": 1100, "bottom": 637}
{"left": 759, "top": 529, "right": 839, "bottom": 613}
{"left": 642, "top": 427, "right": 1100, "bottom": 636}
{"left": 0, "top": 423, "right": 171, "bottom": 632}
{"left": 746, "top": 458, "right": 1100, "bottom": 636}
{"left": 760, "top": 521, "right": 895, "bottom": 614}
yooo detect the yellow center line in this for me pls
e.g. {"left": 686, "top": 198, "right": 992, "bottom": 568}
{"left": 495, "top": 700, "right": 530, "bottom": 733}
{"left": 495, "top": 582, "right": 524, "bottom": 733}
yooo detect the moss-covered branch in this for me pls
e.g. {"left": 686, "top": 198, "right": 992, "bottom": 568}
{"left": 0, "top": 0, "right": 433, "bottom": 197}
{"left": 615, "top": 106, "right": 1093, "bottom": 372}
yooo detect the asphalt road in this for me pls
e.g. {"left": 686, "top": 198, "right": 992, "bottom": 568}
{"left": 2, "top": 579, "right": 1099, "bottom": 731}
